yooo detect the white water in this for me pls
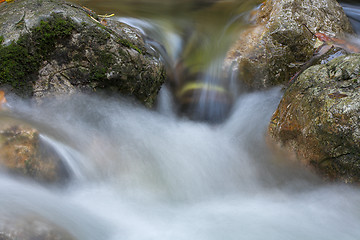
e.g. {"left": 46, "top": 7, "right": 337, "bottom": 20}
{"left": 1, "top": 89, "right": 360, "bottom": 239}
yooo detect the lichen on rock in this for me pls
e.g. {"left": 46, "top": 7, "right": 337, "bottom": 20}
{"left": 268, "top": 53, "right": 360, "bottom": 183}
{"left": 0, "top": 0, "right": 166, "bottom": 107}
{"left": 225, "top": 0, "right": 354, "bottom": 89}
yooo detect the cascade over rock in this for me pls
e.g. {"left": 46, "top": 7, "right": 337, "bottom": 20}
{"left": 0, "top": 122, "right": 70, "bottom": 184}
{"left": 268, "top": 54, "right": 360, "bottom": 183}
{"left": 225, "top": 0, "right": 354, "bottom": 89}
{"left": 0, "top": 0, "right": 165, "bottom": 107}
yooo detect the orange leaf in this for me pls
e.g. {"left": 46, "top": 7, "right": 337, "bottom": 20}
{"left": 100, "top": 19, "right": 107, "bottom": 26}
{"left": 315, "top": 33, "right": 333, "bottom": 43}
{"left": 0, "top": 90, "right": 7, "bottom": 109}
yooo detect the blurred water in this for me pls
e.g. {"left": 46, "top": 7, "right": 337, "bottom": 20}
{"left": 0, "top": 90, "right": 360, "bottom": 239}
{"left": 342, "top": 3, "right": 360, "bottom": 34}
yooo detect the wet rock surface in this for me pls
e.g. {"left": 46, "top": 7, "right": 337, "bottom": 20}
{"left": 0, "top": 218, "right": 75, "bottom": 240}
{"left": 0, "top": 123, "right": 70, "bottom": 184}
{"left": 0, "top": 0, "right": 165, "bottom": 107}
{"left": 225, "top": 0, "right": 354, "bottom": 89}
{"left": 268, "top": 54, "right": 360, "bottom": 183}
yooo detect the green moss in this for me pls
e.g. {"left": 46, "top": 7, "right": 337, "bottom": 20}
{"left": 84, "top": 27, "right": 110, "bottom": 45}
{"left": 91, "top": 22, "right": 143, "bottom": 54}
{"left": 0, "top": 42, "right": 39, "bottom": 93}
{"left": 90, "top": 49, "right": 115, "bottom": 83}
{"left": 31, "top": 13, "right": 75, "bottom": 57}
{"left": 0, "top": 13, "right": 75, "bottom": 95}
{"left": 96, "top": 21, "right": 108, "bottom": 31}
{"left": 118, "top": 38, "right": 142, "bottom": 54}
{"left": 0, "top": 36, "right": 4, "bottom": 45}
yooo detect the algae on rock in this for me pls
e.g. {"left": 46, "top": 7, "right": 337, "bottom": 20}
{"left": 0, "top": 0, "right": 166, "bottom": 107}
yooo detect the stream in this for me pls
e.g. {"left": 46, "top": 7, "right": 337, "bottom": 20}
{"left": 1, "top": 1, "right": 360, "bottom": 240}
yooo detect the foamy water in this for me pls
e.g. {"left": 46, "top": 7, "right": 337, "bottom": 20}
{"left": 0, "top": 89, "right": 360, "bottom": 240}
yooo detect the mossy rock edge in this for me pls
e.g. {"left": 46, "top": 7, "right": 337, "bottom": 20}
{"left": 0, "top": 0, "right": 166, "bottom": 107}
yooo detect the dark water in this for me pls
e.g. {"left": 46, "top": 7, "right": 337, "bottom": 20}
{"left": 342, "top": 2, "right": 360, "bottom": 34}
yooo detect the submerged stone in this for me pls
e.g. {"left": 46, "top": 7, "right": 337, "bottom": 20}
{"left": 268, "top": 54, "right": 360, "bottom": 183}
{"left": 225, "top": 0, "right": 354, "bottom": 89}
{"left": 0, "top": 0, "right": 166, "bottom": 107}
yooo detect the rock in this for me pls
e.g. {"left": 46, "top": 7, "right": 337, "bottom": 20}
{"left": 0, "top": 123, "right": 70, "bottom": 184}
{"left": 225, "top": 0, "right": 354, "bottom": 89}
{"left": 0, "top": 0, "right": 165, "bottom": 107}
{"left": 268, "top": 53, "right": 360, "bottom": 183}
{"left": 0, "top": 218, "right": 75, "bottom": 240}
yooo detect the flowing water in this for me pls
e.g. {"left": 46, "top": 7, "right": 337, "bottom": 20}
{"left": 1, "top": 1, "right": 360, "bottom": 240}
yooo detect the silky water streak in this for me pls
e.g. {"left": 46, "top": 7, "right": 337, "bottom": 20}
{"left": 0, "top": 90, "right": 359, "bottom": 239}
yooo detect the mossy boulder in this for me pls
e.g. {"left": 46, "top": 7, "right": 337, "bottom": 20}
{"left": 0, "top": 0, "right": 165, "bottom": 107}
{"left": 225, "top": 0, "right": 354, "bottom": 89}
{"left": 0, "top": 123, "right": 70, "bottom": 184}
{"left": 268, "top": 54, "right": 360, "bottom": 183}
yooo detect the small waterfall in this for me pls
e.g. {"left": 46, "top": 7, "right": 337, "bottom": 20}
{"left": 117, "top": 1, "right": 254, "bottom": 123}
{"left": 156, "top": 86, "right": 176, "bottom": 117}
{"left": 1, "top": 90, "right": 360, "bottom": 240}
{"left": 39, "top": 134, "right": 90, "bottom": 181}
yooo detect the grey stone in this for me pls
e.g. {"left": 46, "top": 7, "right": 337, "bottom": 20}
{"left": 0, "top": 0, "right": 165, "bottom": 107}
